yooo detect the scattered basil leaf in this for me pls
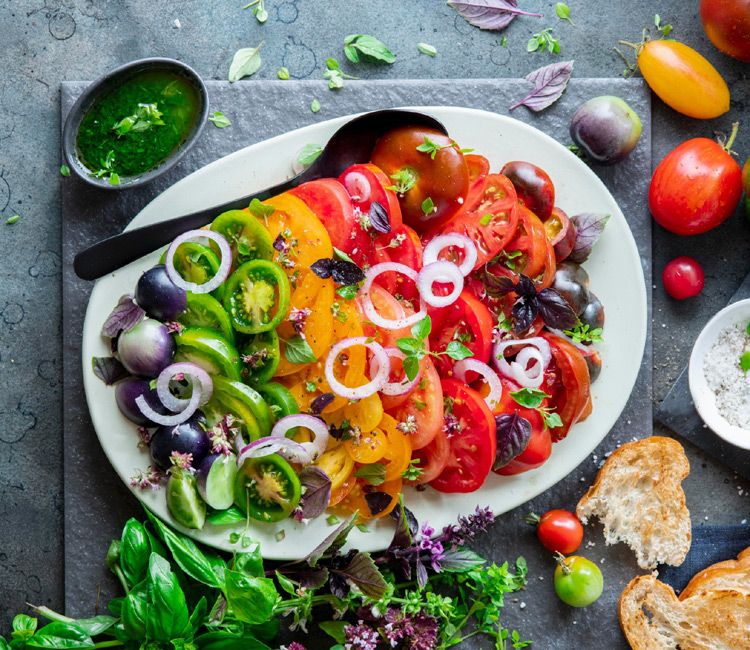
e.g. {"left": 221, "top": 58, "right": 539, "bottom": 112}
{"left": 333, "top": 247, "right": 356, "bottom": 264}
{"left": 445, "top": 341, "right": 474, "bottom": 360}
{"left": 305, "top": 514, "right": 358, "bottom": 566}
{"left": 208, "top": 111, "right": 231, "bottom": 128}
{"left": 387, "top": 168, "right": 418, "bottom": 194}
{"left": 421, "top": 196, "right": 435, "bottom": 216}
{"left": 448, "top": 0, "right": 541, "bottom": 31}
{"left": 228, "top": 44, "right": 263, "bottom": 82}
{"left": 509, "top": 60, "right": 574, "bottom": 112}
{"left": 401, "top": 459, "right": 423, "bottom": 481}
{"left": 417, "top": 42, "right": 438, "bottom": 57}
{"left": 527, "top": 28, "right": 561, "bottom": 54}
{"left": 109, "top": 172, "right": 120, "bottom": 186}
{"left": 284, "top": 336, "right": 317, "bottom": 364}
{"left": 343, "top": 34, "right": 396, "bottom": 64}
{"left": 248, "top": 197, "right": 275, "bottom": 220}
{"left": 364, "top": 491, "right": 393, "bottom": 516}
{"left": 297, "top": 143, "right": 323, "bottom": 167}
{"left": 494, "top": 413, "right": 532, "bottom": 470}
{"left": 654, "top": 13, "right": 673, "bottom": 36}
{"left": 541, "top": 410, "right": 563, "bottom": 428}
{"left": 206, "top": 506, "right": 245, "bottom": 526}
{"left": 299, "top": 466, "right": 332, "bottom": 519}
{"left": 555, "top": 2, "right": 574, "bottom": 24}
{"left": 354, "top": 463, "right": 386, "bottom": 486}
{"left": 402, "top": 355, "right": 421, "bottom": 382}
{"left": 277, "top": 66, "right": 290, "bottom": 80}
{"left": 536, "top": 288, "right": 577, "bottom": 330}
{"left": 510, "top": 388, "right": 549, "bottom": 409}
{"left": 224, "top": 570, "right": 277, "bottom": 625}
{"left": 564, "top": 322, "right": 603, "bottom": 344}
{"left": 411, "top": 315, "right": 432, "bottom": 341}
{"left": 416, "top": 136, "right": 449, "bottom": 159}
{"left": 5, "top": 215, "right": 20, "bottom": 225}
{"left": 310, "top": 98, "right": 321, "bottom": 113}
{"left": 60, "top": 164, "right": 70, "bottom": 177}
{"left": 92, "top": 356, "right": 128, "bottom": 385}
{"left": 568, "top": 213, "right": 610, "bottom": 263}
{"left": 336, "top": 284, "right": 359, "bottom": 300}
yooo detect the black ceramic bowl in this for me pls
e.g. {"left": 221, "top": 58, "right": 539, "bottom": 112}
{"left": 62, "top": 57, "right": 209, "bottom": 190}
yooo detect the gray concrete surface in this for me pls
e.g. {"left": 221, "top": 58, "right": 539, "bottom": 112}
{"left": 1, "top": 0, "right": 750, "bottom": 645}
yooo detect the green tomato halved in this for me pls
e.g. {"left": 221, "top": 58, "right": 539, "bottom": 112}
{"left": 234, "top": 455, "right": 301, "bottom": 523}
{"left": 240, "top": 330, "right": 280, "bottom": 385}
{"left": 210, "top": 209, "right": 274, "bottom": 265}
{"left": 223, "top": 260, "right": 290, "bottom": 335}
{"left": 160, "top": 241, "right": 225, "bottom": 301}
{"left": 167, "top": 469, "right": 206, "bottom": 530}
{"left": 174, "top": 327, "right": 242, "bottom": 380}
{"left": 178, "top": 293, "right": 234, "bottom": 343}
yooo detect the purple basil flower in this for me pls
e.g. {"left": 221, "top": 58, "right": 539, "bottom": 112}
{"left": 344, "top": 621, "right": 380, "bottom": 650}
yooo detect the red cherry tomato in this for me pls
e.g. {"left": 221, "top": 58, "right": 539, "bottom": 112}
{"left": 371, "top": 126, "right": 469, "bottom": 231}
{"left": 430, "top": 379, "right": 497, "bottom": 493}
{"left": 534, "top": 509, "right": 584, "bottom": 555}
{"left": 390, "top": 356, "right": 443, "bottom": 451}
{"left": 700, "top": 0, "right": 750, "bottom": 63}
{"left": 290, "top": 179, "right": 374, "bottom": 266}
{"left": 662, "top": 256, "right": 705, "bottom": 300}
{"left": 501, "top": 161, "right": 556, "bottom": 221}
{"left": 649, "top": 131, "right": 743, "bottom": 235}
{"left": 338, "top": 163, "right": 403, "bottom": 231}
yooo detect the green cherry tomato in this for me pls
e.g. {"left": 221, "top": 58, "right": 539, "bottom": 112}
{"left": 223, "top": 260, "right": 290, "bottom": 335}
{"left": 207, "top": 376, "right": 273, "bottom": 440}
{"left": 240, "top": 330, "right": 281, "bottom": 385}
{"left": 160, "top": 241, "right": 225, "bottom": 300}
{"left": 166, "top": 468, "right": 206, "bottom": 530}
{"left": 210, "top": 209, "right": 274, "bottom": 265}
{"left": 178, "top": 293, "right": 234, "bottom": 343}
{"left": 174, "top": 327, "right": 242, "bottom": 380}
{"left": 234, "top": 455, "right": 301, "bottom": 523}
{"left": 256, "top": 382, "right": 300, "bottom": 423}
{"left": 553, "top": 554, "right": 604, "bottom": 608}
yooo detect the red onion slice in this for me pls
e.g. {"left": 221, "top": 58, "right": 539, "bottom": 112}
{"left": 423, "top": 233, "right": 478, "bottom": 276}
{"left": 416, "top": 261, "right": 464, "bottom": 308}
{"left": 272, "top": 414, "right": 331, "bottom": 463}
{"left": 453, "top": 358, "right": 503, "bottom": 410}
{"left": 493, "top": 337, "right": 551, "bottom": 389}
{"left": 136, "top": 384, "right": 202, "bottom": 427}
{"left": 342, "top": 171, "right": 371, "bottom": 202}
{"left": 156, "top": 362, "right": 213, "bottom": 412}
{"left": 361, "top": 262, "right": 427, "bottom": 330}
{"left": 369, "top": 347, "right": 422, "bottom": 396}
{"left": 237, "top": 436, "right": 311, "bottom": 467}
{"left": 165, "top": 230, "right": 232, "bottom": 294}
{"left": 325, "top": 336, "right": 391, "bottom": 400}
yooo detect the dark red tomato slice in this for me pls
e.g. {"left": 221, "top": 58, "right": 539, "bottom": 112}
{"left": 540, "top": 332, "right": 591, "bottom": 442}
{"left": 390, "top": 357, "right": 443, "bottom": 450}
{"left": 371, "top": 126, "right": 469, "bottom": 232}
{"left": 426, "top": 174, "right": 519, "bottom": 270}
{"left": 339, "top": 163, "right": 403, "bottom": 231}
{"left": 430, "top": 379, "right": 496, "bottom": 493}
{"left": 409, "top": 428, "right": 449, "bottom": 484}
{"left": 491, "top": 377, "right": 552, "bottom": 476}
{"left": 428, "top": 290, "right": 493, "bottom": 376}
{"left": 462, "top": 154, "right": 491, "bottom": 212}
{"left": 374, "top": 224, "right": 423, "bottom": 304}
{"left": 290, "top": 179, "right": 374, "bottom": 266}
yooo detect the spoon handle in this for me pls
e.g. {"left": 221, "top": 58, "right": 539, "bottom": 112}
{"left": 73, "top": 174, "right": 307, "bottom": 281}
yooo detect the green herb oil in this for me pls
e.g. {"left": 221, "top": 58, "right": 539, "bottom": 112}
{"left": 76, "top": 70, "right": 201, "bottom": 178}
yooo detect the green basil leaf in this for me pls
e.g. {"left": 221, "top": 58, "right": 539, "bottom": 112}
{"left": 310, "top": 98, "right": 321, "bottom": 113}
{"left": 68, "top": 616, "right": 116, "bottom": 637}
{"left": 120, "top": 580, "right": 148, "bottom": 641}
{"left": 354, "top": 463, "right": 386, "bottom": 486}
{"left": 145, "top": 554, "right": 190, "bottom": 641}
{"left": 228, "top": 44, "right": 263, "bottom": 82}
{"left": 541, "top": 410, "right": 563, "bottom": 428}
{"left": 411, "top": 315, "right": 431, "bottom": 340}
{"left": 223, "top": 570, "right": 278, "bottom": 625}
{"left": 274, "top": 570, "right": 297, "bottom": 595}
{"left": 187, "top": 596, "right": 207, "bottom": 636}
{"left": 332, "top": 247, "right": 355, "bottom": 264}
{"left": 284, "top": 335, "right": 317, "bottom": 364}
{"left": 207, "top": 506, "right": 246, "bottom": 526}
{"left": 319, "top": 620, "right": 347, "bottom": 643}
{"left": 396, "top": 337, "right": 421, "bottom": 355}
{"left": 445, "top": 341, "right": 474, "bottom": 360}
{"left": 12, "top": 614, "right": 37, "bottom": 641}
{"left": 0, "top": 636, "right": 10, "bottom": 650}
{"left": 25, "top": 622, "right": 94, "bottom": 649}
{"left": 194, "top": 630, "right": 271, "bottom": 650}
{"left": 60, "top": 164, "right": 71, "bottom": 177}
{"left": 421, "top": 196, "right": 435, "bottom": 216}
{"left": 148, "top": 513, "right": 224, "bottom": 588}
{"left": 296, "top": 143, "right": 323, "bottom": 168}
{"left": 247, "top": 197, "right": 275, "bottom": 220}
{"left": 208, "top": 111, "right": 231, "bottom": 128}
{"left": 417, "top": 42, "right": 437, "bottom": 57}
{"left": 509, "top": 387, "right": 549, "bottom": 409}
{"left": 120, "top": 518, "right": 150, "bottom": 587}
{"left": 343, "top": 34, "right": 396, "bottom": 64}
{"left": 277, "top": 66, "right": 290, "bottom": 80}
{"left": 232, "top": 543, "right": 264, "bottom": 577}
{"left": 402, "top": 355, "right": 420, "bottom": 382}
{"left": 343, "top": 44, "right": 359, "bottom": 64}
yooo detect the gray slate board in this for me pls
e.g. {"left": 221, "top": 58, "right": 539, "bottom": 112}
{"left": 62, "top": 78, "right": 652, "bottom": 647}
{"left": 656, "top": 272, "right": 750, "bottom": 479}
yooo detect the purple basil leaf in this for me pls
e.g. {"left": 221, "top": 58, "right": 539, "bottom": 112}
{"left": 494, "top": 413, "right": 531, "bottom": 470}
{"left": 330, "top": 260, "right": 365, "bottom": 286}
{"left": 273, "top": 234, "right": 287, "bottom": 252}
{"left": 388, "top": 502, "right": 419, "bottom": 551}
{"left": 369, "top": 201, "right": 391, "bottom": 234}
{"left": 298, "top": 466, "right": 332, "bottom": 519}
{"left": 483, "top": 270, "right": 516, "bottom": 296}
{"left": 509, "top": 60, "right": 574, "bottom": 112}
{"left": 304, "top": 514, "right": 357, "bottom": 566}
{"left": 537, "top": 288, "right": 578, "bottom": 330}
{"left": 568, "top": 213, "right": 611, "bottom": 264}
{"left": 309, "top": 392, "right": 335, "bottom": 415}
{"left": 512, "top": 296, "right": 538, "bottom": 333}
{"left": 278, "top": 563, "right": 329, "bottom": 590}
{"left": 415, "top": 559, "right": 428, "bottom": 588}
{"left": 92, "top": 356, "right": 128, "bottom": 385}
{"left": 448, "top": 0, "right": 541, "bottom": 31}
{"left": 364, "top": 490, "right": 393, "bottom": 516}
{"left": 329, "top": 571, "right": 349, "bottom": 599}
{"left": 515, "top": 274, "right": 536, "bottom": 298}
{"left": 310, "top": 258, "right": 334, "bottom": 279}
{"left": 101, "top": 294, "right": 145, "bottom": 338}
{"left": 439, "top": 549, "right": 486, "bottom": 573}
{"left": 331, "top": 552, "right": 388, "bottom": 599}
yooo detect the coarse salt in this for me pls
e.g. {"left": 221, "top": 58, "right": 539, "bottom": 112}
{"left": 703, "top": 322, "right": 750, "bottom": 430}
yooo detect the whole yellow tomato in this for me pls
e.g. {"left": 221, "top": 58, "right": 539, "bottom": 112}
{"left": 637, "top": 40, "right": 729, "bottom": 119}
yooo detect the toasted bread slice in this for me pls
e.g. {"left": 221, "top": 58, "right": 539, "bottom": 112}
{"left": 619, "top": 574, "right": 750, "bottom": 650}
{"left": 576, "top": 436, "right": 690, "bottom": 569}
{"left": 680, "top": 548, "right": 750, "bottom": 600}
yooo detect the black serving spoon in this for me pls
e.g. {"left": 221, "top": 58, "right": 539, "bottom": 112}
{"left": 74, "top": 109, "right": 446, "bottom": 280}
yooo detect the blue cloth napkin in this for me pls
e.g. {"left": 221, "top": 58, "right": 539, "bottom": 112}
{"left": 658, "top": 524, "right": 750, "bottom": 593}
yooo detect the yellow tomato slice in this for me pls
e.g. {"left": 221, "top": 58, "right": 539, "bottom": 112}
{"left": 380, "top": 414, "right": 412, "bottom": 482}
{"left": 328, "top": 392, "right": 384, "bottom": 435}
{"left": 345, "top": 427, "right": 388, "bottom": 464}
{"left": 314, "top": 444, "right": 354, "bottom": 492}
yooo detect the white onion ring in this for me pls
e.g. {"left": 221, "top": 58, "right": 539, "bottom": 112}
{"left": 342, "top": 171, "right": 371, "bottom": 202}
{"left": 508, "top": 347, "right": 545, "bottom": 388}
{"left": 136, "top": 385, "right": 202, "bottom": 427}
{"left": 453, "top": 358, "right": 503, "bottom": 410}
{"left": 362, "top": 263, "right": 427, "bottom": 330}
{"left": 237, "top": 436, "right": 311, "bottom": 467}
{"left": 325, "top": 336, "right": 391, "bottom": 400}
{"left": 423, "top": 234, "right": 478, "bottom": 276}
{"left": 369, "top": 347, "right": 422, "bottom": 396}
{"left": 165, "top": 229, "right": 232, "bottom": 294}
{"left": 156, "top": 362, "right": 213, "bottom": 412}
{"left": 493, "top": 337, "right": 551, "bottom": 389}
{"left": 273, "top": 414, "right": 331, "bottom": 463}
{"left": 416, "top": 261, "right": 464, "bottom": 308}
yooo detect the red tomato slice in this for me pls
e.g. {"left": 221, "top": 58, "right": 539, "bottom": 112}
{"left": 374, "top": 224, "right": 423, "bottom": 304}
{"left": 290, "top": 179, "right": 374, "bottom": 266}
{"left": 426, "top": 174, "right": 519, "bottom": 270}
{"left": 430, "top": 379, "right": 496, "bottom": 493}
{"left": 359, "top": 283, "right": 411, "bottom": 348}
{"left": 540, "top": 332, "right": 591, "bottom": 442}
{"left": 339, "top": 163, "right": 403, "bottom": 231}
{"left": 409, "top": 428, "right": 449, "bottom": 483}
{"left": 428, "top": 290, "right": 493, "bottom": 376}
{"left": 390, "top": 357, "right": 443, "bottom": 450}
{"left": 462, "top": 154, "right": 491, "bottom": 212}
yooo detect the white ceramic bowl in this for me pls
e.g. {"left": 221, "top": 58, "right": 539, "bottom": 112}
{"left": 689, "top": 298, "right": 750, "bottom": 450}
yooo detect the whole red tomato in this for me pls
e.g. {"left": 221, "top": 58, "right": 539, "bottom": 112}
{"left": 700, "top": 0, "right": 750, "bottom": 63}
{"left": 649, "top": 126, "right": 743, "bottom": 235}
{"left": 531, "top": 509, "right": 584, "bottom": 555}
{"left": 662, "top": 257, "right": 705, "bottom": 300}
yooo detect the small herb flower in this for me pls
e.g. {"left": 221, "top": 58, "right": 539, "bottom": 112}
{"left": 343, "top": 621, "right": 380, "bottom": 650}
{"left": 129, "top": 465, "right": 163, "bottom": 490}
{"left": 136, "top": 426, "right": 151, "bottom": 450}
{"left": 170, "top": 451, "right": 194, "bottom": 471}
{"left": 289, "top": 307, "right": 312, "bottom": 336}
{"left": 165, "top": 321, "right": 184, "bottom": 334}
{"left": 397, "top": 414, "right": 418, "bottom": 435}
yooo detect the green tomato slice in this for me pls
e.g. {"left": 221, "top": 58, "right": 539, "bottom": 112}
{"left": 160, "top": 241, "right": 225, "bottom": 301}
{"left": 174, "top": 327, "right": 241, "bottom": 380}
{"left": 178, "top": 293, "right": 234, "bottom": 343}
{"left": 256, "top": 382, "right": 299, "bottom": 424}
{"left": 210, "top": 209, "right": 274, "bottom": 265}
{"left": 223, "top": 260, "right": 290, "bottom": 335}
{"left": 240, "top": 330, "right": 280, "bottom": 385}
{"left": 234, "top": 455, "right": 301, "bottom": 523}
{"left": 208, "top": 376, "right": 273, "bottom": 440}
{"left": 166, "top": 470, "right": 206, "bottom": 530}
